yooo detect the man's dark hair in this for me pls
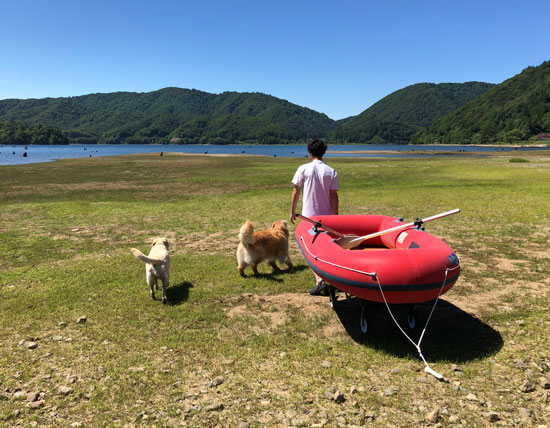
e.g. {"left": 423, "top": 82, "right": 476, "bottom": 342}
{"left": 307, "top": 138, "right": 327, "bottom": 158}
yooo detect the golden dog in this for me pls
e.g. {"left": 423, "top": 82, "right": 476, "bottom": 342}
{"left": 131, "top": 237, "right": 170, "bottom": 304}
{"left": 237, "top": 219, "right": 293, "bottom": 277}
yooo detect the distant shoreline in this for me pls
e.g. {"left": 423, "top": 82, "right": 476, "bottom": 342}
{"left": 3, "top": 143, "right": 549, "bottom": 167}
{"left": 328, "top": 144, "right": 550, "bottom": 155}
{"left": 2, "top": 142, "right": 549, "bottom": 148}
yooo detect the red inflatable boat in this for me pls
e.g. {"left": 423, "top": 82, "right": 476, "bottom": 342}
{"left": 295, "top": 214, "right": 460, "bottom": 304}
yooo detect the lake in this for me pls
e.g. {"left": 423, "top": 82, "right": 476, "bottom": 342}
{"left": 0, "top": 143, "right": 547, "bottom": 166}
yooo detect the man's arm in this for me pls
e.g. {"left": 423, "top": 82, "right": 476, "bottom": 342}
{"left": 330, "top": 190, "right": 339, "bottom": 215}
{"left": 290, "top": 185, "right": 301, "bottom": 224}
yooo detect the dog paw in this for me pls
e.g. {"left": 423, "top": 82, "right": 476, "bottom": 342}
{"left": 162, "top": 297, "right": 167, "bottom": 304}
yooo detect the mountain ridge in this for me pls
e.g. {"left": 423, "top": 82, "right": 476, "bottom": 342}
{"left": 7, "top": 70, "right": 546, "bottom": 145}
{"left": 0, "top": 88, "right": 335, "bottom": 144}
{"left": 330, "top": 82, "right": 495, "bottom": 144}
{"left": 412, "top": 61, "right": 550, "bottom": 144}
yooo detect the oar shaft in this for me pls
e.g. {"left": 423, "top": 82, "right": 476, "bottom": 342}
{"left": 296, "top": 214, "right": 346, "bottom": 238}
{"left": 347, "top": 222, "right": 415, "bottom": 244}
{"left": 347, "top": 209, "right": 460, "bottom": 245}
{"left": 420, "top": 208, "right": 460, "bottom": 223}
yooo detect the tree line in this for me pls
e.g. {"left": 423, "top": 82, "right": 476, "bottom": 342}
{"left": 0, "top": 121, "right": 69, "bottom": 145}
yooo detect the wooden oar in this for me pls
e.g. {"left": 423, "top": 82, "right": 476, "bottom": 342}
{"left": 335, "top": 209, "right": 460, "bottom": 250}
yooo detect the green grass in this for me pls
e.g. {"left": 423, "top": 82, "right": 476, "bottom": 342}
{"left": 1, "top": 152, "right": 550, "bottom": 427}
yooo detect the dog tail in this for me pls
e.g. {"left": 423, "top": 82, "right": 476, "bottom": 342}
{"left": 130, "top": 248, "right": 167, "bottom": 265}
{"left": 239, "top": 219, "right": 255, "bottom": 246}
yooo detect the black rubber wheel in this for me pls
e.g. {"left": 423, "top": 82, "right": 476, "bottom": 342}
{"left": 407, "top": 312, "right": 416, "bottom": 330}
{"left": 329, "top": 287, "right": 337, "bottom": 309}
{"left": 360, "top": 314, "right": 368, "bottom": 334}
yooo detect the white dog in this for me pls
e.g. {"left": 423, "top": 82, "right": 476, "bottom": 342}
{"left": 131, "top": 237, "right": 170, "bottom": 304}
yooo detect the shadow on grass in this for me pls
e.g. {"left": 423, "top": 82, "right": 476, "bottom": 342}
{"left": 166, "top": 281, "right": 194, "bottom": 306}
{"left": 243, "top": 264, "right": 309, "bottom": 282}
{"left": 332, "top": 296, "right": 503, "bottom": 363}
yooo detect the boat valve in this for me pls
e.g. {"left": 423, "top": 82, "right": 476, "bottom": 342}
{"left": 414, "top": 218, "right": 425, "bottom": 231}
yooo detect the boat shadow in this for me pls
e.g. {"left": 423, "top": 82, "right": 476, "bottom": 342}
{"left": 332, "top": 296, "right": 503, "bottom": 363}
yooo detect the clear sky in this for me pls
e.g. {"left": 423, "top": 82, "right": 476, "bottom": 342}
{"left": 1, "top": 0, "right": 548, "bottom": 120}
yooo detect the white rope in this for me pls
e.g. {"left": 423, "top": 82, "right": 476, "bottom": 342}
{"left": 299, "top": 236, "right": 376, "bottom": 277}
{"left": 373, "top": 260, "right": 461, "bottom": 380}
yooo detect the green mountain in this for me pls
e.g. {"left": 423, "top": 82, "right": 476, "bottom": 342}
{"left": 330, "top": 82, "right": 494, "bottom": 144}
{"left": 412, "top": 61, "right": 550, "bottom": 144}
{"left": 0, "top": 88, "right": 334, "bottom": 144}
{"left": 0, "top": 81, "right": 496, "bottom": 145}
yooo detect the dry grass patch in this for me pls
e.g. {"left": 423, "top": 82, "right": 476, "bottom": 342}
{"left": 226, "top": 292, "right": 335, "bottom": 333}
{"left": 180, "top": 230, "right": 239, "bottom": 255}
{"left": 447, "top": 278, "right": 548, "bottom": 316}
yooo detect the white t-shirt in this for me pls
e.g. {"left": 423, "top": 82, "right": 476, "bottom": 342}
{"left": 292, "top": 159, "right": 339, "bottom": 217}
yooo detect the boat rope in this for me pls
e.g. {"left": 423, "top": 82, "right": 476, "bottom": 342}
{"left": 299, "top": 236, "right": 377, "bottom": 277}
{"left": 373, "top": 260, "right": 461, "bottom": 380}
{"left": 300, "top": 234, "right": 461, "bottom": 380}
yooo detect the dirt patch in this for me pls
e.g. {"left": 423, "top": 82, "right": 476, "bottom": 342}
{"left": 49, "top": 225, "right": 153, "bottom": 245}
{"left": 9, "top": 181, "right": 138, "bottom": 195}
{"left": 447, "top": 278, "right": 549, "bottom": 315}
{"left": 226, "top": 293, "right": 336, "bottom": 332}
{"left": 0, "top": 209, "right": 33, "bottom": 220}
{"left": 8, "top": 181, "right": 230, "bottom": 197}
{"left": 494, "top": 258, "right": 529, "bottom": 272}
{"left": 522, "top": 248, "right": 550, "bottom": 259}
{"left": 460, "top": 256, "right": 489, "bottom": 274}
{"left": 179, "top": 231, "right": 239, "bottom": 255}
{"left": 176, "top": 229, "right": 304, "bottom": 260}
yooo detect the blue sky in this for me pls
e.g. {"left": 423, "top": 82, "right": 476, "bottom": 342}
{"left": 1, "top": 0, "right": 548, "bottom": 120}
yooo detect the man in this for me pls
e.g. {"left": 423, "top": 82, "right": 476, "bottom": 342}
{"left": 290, "top": 138, "right": 339, "bottom": 295}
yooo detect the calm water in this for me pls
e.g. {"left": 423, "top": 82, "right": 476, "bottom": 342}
{"left": 0, "top": 143, "right": 547, "bottom": 166}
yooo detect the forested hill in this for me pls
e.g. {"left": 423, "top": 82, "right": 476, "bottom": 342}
{"left": 0, "top": 88, "right": 334, "bottom": 145}
{"left": 330, "top": 82, "right": 494, "bottom": 144}
{"left": 0, "top": 81, "right": 498, "bottom": 145}
{"left": 412, "top": 61, "right": 550, "bottom": 144}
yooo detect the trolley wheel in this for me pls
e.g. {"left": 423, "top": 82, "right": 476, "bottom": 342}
{"left": 358, "top": 299, "right": 369, "bottom": 335}
{"left": 360, "top": 314, "right": 368, "bottom": 334}
{"left": 407, "top": 311, "right": 416, "bottom": 330}
{"left": 329, "top": 287, "right": 337, "bottom": 309}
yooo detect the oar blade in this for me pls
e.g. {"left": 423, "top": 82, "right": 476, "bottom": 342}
{"left": 334, "top": 236, "right": 362, "bottom": 250}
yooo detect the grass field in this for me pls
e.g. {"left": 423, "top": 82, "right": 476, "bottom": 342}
{"left": 1, "top": 151, "right": 549, "bottom": 427}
